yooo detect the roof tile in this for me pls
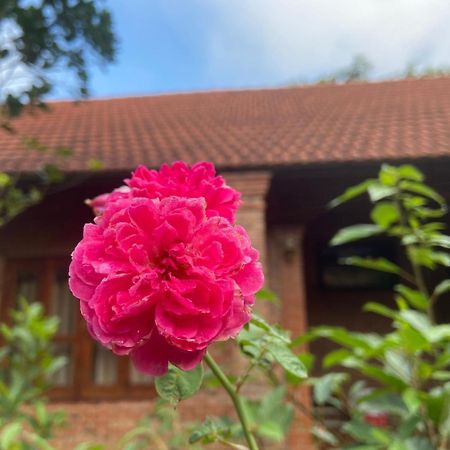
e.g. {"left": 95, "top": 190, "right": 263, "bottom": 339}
{"left": 1, "top": 77, "right": 450, "bottom": 172}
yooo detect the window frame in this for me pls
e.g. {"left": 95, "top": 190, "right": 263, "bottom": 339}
{"left": 2, "top": 256, "right": 155, "bottom": 401}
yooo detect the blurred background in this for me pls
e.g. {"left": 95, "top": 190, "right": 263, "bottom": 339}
{"left": 1, "top": 2, "right": 450, "bottom": 450}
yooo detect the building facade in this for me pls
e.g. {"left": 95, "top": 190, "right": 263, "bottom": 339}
{"left": 0, "top": 77, "right": 449, "bottom": 448}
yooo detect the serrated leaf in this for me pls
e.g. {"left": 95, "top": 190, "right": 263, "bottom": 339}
{"left": 155, "top": 364, "right": 203, "bottom": 405}
{"left": 189, "top": 417, "right": 233, "bottom": 444}
{"left": 267, "top": 344, "right": 307, "bottom": 378}
{"left": 385, "top": 350, "right": 413, "bottom": 383}
{"left": 249, "top": 313, "right": 290, "bottom": 343}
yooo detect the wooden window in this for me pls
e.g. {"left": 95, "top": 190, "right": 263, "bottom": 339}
{"left": 1, "top": 257, "right": 155, "bottom": 401}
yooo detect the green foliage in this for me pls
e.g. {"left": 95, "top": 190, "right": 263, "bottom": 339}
{"left": 118, "top": 400, "right": 203, "bottom": 450}
{"left": 0, "top": 1, "right": 115, "bottom": 227}
{"left": 152, "top": 292, "right": 305, "bottom": 449}
{"left": 307, "top": 164, "right": 450, "bottom": 449}
{"left": 0, "top": 300, "right": 65, "bottom": 450}
{"left": 155, "top": 364, "right": 204, "bottom": 405}
{"left": 188, "top": 388, "right": 294, "bottom": 448}
{"left": 0, "top": 0, "right": 116, "bottom": 116}
{"left": 245, "top": 387, "right": 294, "bottom": 442}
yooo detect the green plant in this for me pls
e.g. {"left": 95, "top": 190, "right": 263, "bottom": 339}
{"left": 304, "top": 164, "right": 450, "bottom": 449}
{"left": 117, "top": 399, "right": 203, "bottom": 450}
{"left": 0, "top": 300, "right": 65, "bottom": 449}
{"left": 151, "top": 308, "right": 305, "bottom": 449}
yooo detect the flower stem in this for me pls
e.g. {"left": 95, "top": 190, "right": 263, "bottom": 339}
{"left": 204, "top": 352, "right": 259, "bottom": 450}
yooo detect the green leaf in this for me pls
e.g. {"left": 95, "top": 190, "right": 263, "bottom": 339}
{"left": 189, "top": 417, "right": 235, "bottom": 445}
{"left": 311, "top": 426, "right": 339, "bottom": 445}
{"left": 370, "top": 202, "right": 399, "bottom": 228}
{"left": 0, "top": 422, "right": 22, "bottom": 448}
{"left": 402, "top": 389, "right": 421, "bottom": 413}
{"left": 430, "top": 235, "right": 450, "bottom": 249}
{"left": 312, "top": 327, "right": 377, "bottom": 351}
{"left": 364, "top": 302, "right": 397, "bottom": 320}
{"left": 341, "top": 257, "right": 401, "bottom": 274}
{"left": 42, "top": 164, "right": 64, "bottom": 183}
{"left": 331, "top": 224, "right": 383, "bottom": 246}
{"left": 398, "top": 310, "right": 430, "bottom": 335}
{"left": 155, "top": 364, "right": 204, "bottom": 405}
{"left": 385, "top": 350, "right": 413, "bottom": 383}
{"left": 379, "top": 164, "right": 400, "bottom": 186}
{"left": 368, "top": 184, "right": 398, "bottom": 202}
{"left": 74, "top": 444, "right": 106, "bottom": 450}
{"left": 395, "top": 285, "right": 427, "bottom": 310}
{"left": 399, "top": 180, "right": 445, "bottom": 205}
{"left": 267, "top": 344, "right": 307, "bottom": 378}
{"left": 329, "top": 179, "right": 375, "bottom": 208}
{"left": 429, "top": 251, "right": 450, "bottom": 267}
{"left": 432, "top": 279, "right": 450, "bottom": 299}
{"left": 312, "top": 373, "right": 348, "bottom": 405}
{"left": 255, "top": 288, "right": 278, "bottom": 304}
{"left": 249, "top": 313, "right": 290, "bottom": 344}
{"left": 254, "top": 387, "right": 294, "bottom": 442}
{"left": 404, "top": 437, "right": 434, "bottom": 450}
{"left": 323, "top": 348, "right": 353, "bottom": 368}
{"left": 0, "top": 173, "right": 11, "bottom": 187}
{"left": 343, "top": 418, "right": 377, "bottom": 443}
{"left": 397, "top": 165, "right": 424, "bottom": 182}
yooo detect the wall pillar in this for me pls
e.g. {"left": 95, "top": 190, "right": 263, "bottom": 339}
{"left": 223, "top": 171, "right": 271, "bottom": 270}
{"left": 270, "top": 226, "right": 313, "bottom": 450}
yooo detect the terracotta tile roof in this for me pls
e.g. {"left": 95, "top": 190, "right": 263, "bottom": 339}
{"left": 1, "top": 77, "right": 450, "bottom": 173}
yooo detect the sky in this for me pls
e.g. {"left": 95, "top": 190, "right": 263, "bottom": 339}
{"left": 61, "top": 0, "right": 450, "bottom": 98}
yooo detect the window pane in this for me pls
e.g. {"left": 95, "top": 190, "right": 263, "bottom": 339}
{"left": 93, "top": 343, "right": 118, "bottom": 385}
{"left": 17, "top": 271, "right": 38, "bottom": 303}
{"left": 129, "top": 362, "right": 153, "bottom": 385}
{"left": 51, "top": 343, "right": 73, "bottom": 386}
{"left": 51, "top": 272, "right": 75, "bottom": 335}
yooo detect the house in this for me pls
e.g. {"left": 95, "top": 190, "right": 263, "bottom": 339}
{"left": 0, "top": 77, "right": 449, "bottom": 448}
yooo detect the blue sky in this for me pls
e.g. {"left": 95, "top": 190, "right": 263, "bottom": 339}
{"left": 68, "top": 0, "right": 450, "bottom": 99}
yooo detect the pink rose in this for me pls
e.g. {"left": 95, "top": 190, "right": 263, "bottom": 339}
{"left": 69, "top": 163, "right": 263, "bottom": 376}
{"left": 88, "top": 161, "right": 241, "bottom": 222}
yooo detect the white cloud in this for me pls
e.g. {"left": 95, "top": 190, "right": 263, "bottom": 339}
{"left": 203, "top": 0, "right": 450, "bottom": 85}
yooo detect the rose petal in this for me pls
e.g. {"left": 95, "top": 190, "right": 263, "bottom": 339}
{"left": 131, "top": 329, "right": 205, "bottom": 376}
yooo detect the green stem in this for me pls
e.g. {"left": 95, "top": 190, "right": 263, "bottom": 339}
{"left": 395, "top": 191, "right": 433, "bottom": 322}
{"left": 204, "top": 352, "right": 259, "bottom": 450}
